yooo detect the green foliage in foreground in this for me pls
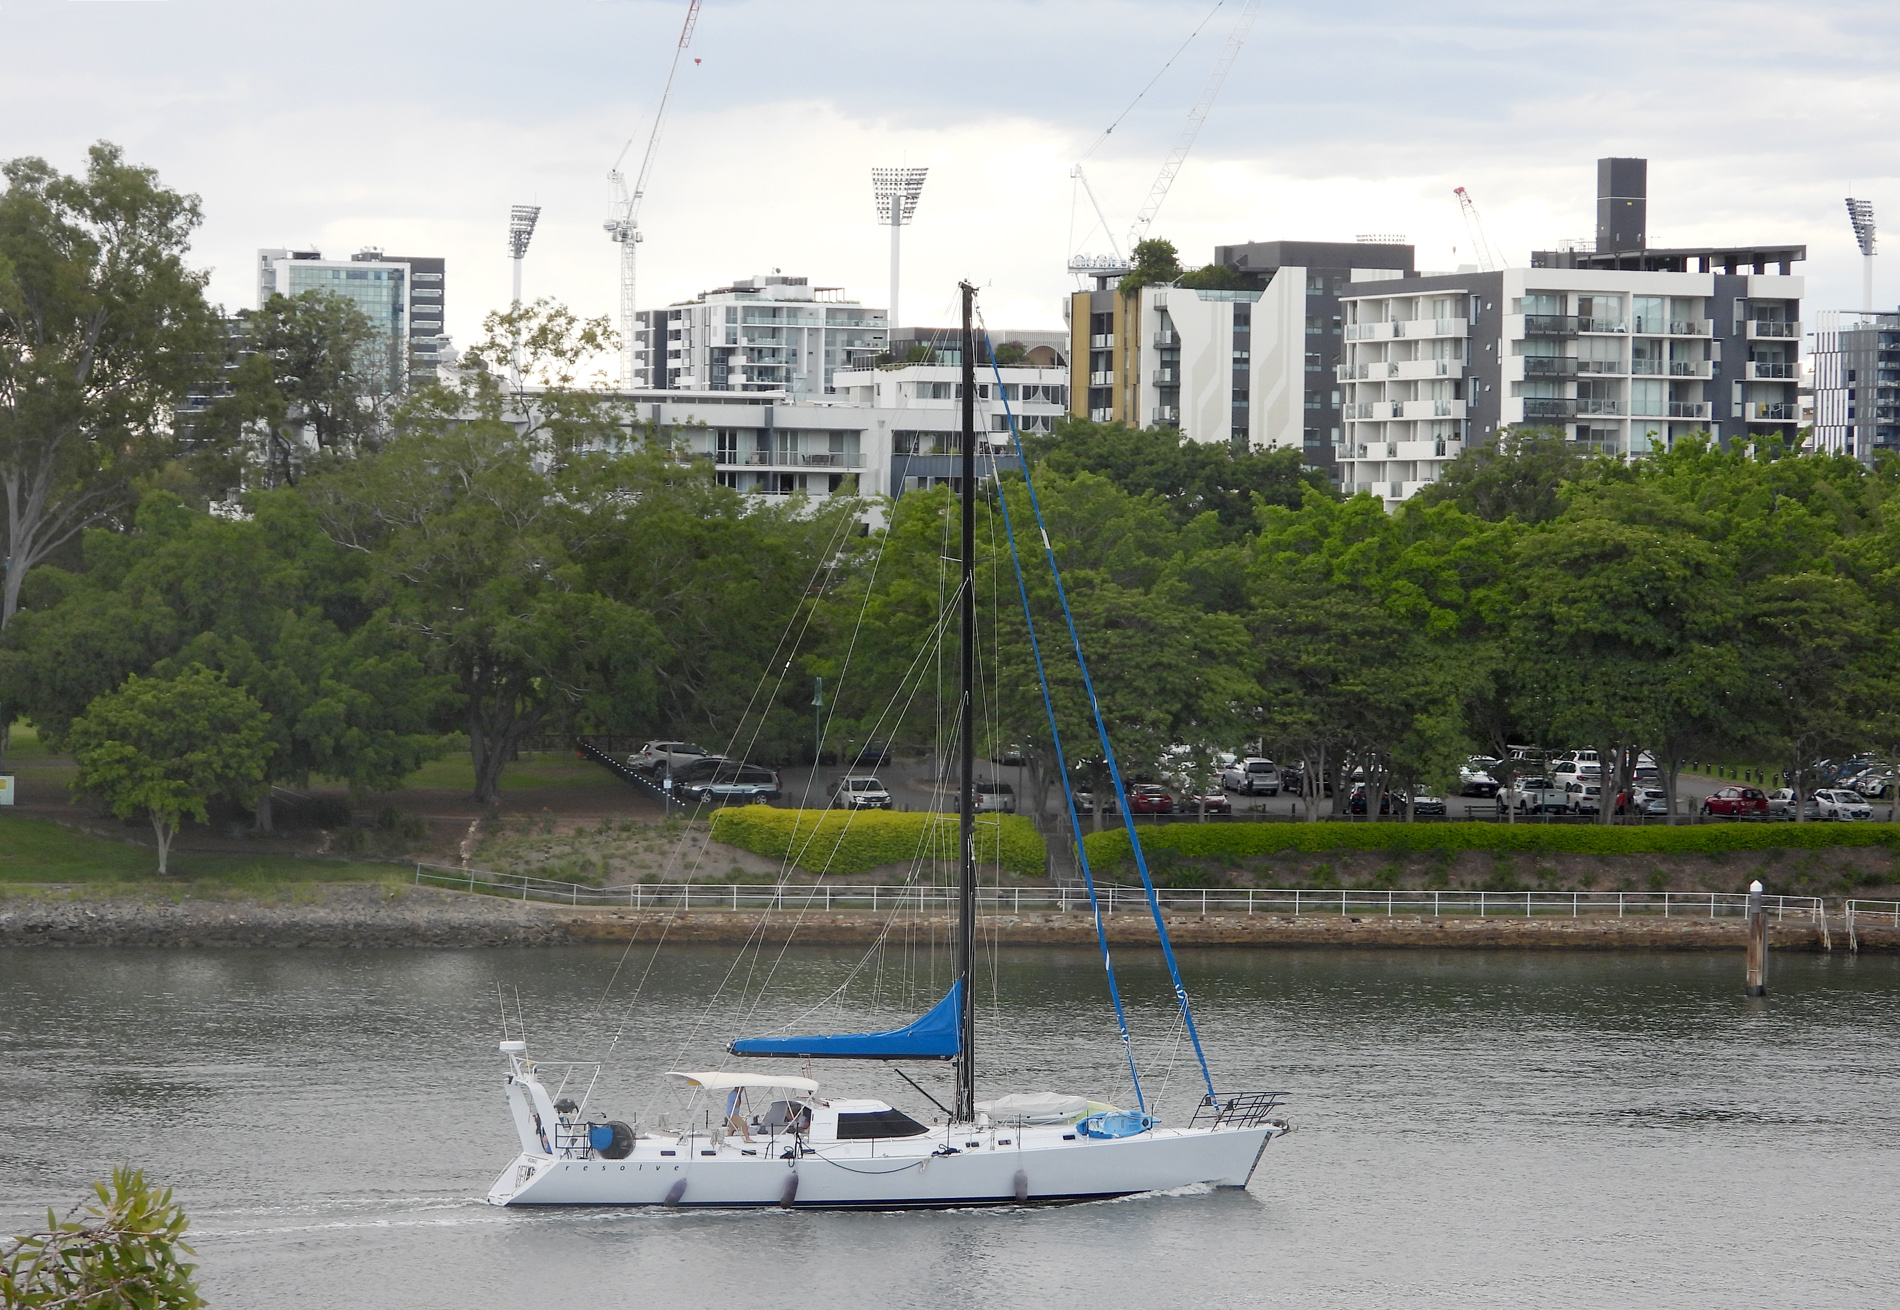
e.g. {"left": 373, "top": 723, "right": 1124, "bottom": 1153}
{"left": 1, "top": 1167, "right": 204, "bottom": 1309}
{"left": 1082, "top": 821, "right": 1900, "bottom": 865}
{"left": 711, "top": 808, "right": 1045, "bottom": 879}
{"left": 0, "top": 815, "right": 392, "bottom": 885}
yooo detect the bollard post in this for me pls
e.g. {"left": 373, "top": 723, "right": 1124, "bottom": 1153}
{"left": 1744, "top": 879, "right": 1768, "bottom": 997}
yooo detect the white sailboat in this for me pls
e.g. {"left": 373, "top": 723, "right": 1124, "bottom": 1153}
{"left": 484, "top": 285, "right": 1288, "bottom": 1209}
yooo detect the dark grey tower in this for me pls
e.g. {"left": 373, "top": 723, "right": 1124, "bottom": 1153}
{"left": 1596, "top": 157, "right": 1647, "bottom": 253}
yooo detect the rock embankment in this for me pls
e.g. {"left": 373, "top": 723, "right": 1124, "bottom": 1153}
{"left": 1, "top": 885, "right": 1889, "bottom": 951}
{"left": 0, "top": 885, "right": 571, "bottom": 948}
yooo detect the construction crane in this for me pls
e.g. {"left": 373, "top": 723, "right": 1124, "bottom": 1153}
{"left": 1847, "top": 197, "right": 1877, "bottom": 313}
{"left": 1124, "top": 0, "right": 1261, "bottom": 256}
{"left": 1453, "top": 186, "right": 1500, "bottom": 272}
{"left": 605, "top": 0, "right": 702, "bottom": 388}
{"left": 1064, "top": 0, "right": 1259, "bottom": 279}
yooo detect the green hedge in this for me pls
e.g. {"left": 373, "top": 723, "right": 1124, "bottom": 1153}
{"left": 711, "top": 808, "right": 1045, "bottom": 879}
{"left": 1081, "top": 820, "right": 1900, "bottom": 865}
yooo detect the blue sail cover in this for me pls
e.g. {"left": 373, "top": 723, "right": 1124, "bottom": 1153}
{"left": 728, "top": 982, "right": 962, "bottom": 1061}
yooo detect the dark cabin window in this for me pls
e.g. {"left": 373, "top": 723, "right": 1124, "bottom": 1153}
{"left": 836, "top": 1109, "right": 929, "bottom": 1139}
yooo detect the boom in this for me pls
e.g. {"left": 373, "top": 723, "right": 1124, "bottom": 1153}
{"left": 1125, "top": 0, "right": 1261, "bottom": 254}
{"left": 606, "top": 0, "right": 702, "bottom": 387}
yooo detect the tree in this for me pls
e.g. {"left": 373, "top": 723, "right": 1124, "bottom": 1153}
{"left": 1, "top": 489, "right": 450, "bottom": 829}
{"left": 2, "top": 1168, "right": 203, "bottom": 1309}
{"left": 68, "top": 665, "right": 270, "bottom": 874}
{"left": 1023, "top": 418, "right": 1334, "bottom": 540}
{"left": 1412, "top": 426, "right": 1589, "bottom": 524}
{"left": 0, "top": 142, "right": 219, "bottom": 631}
{"left": 199, "top": 290, "right": 394, "bottom": 490}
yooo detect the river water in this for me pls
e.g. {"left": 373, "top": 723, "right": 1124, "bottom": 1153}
{"left": 3, "top": 943, "right": 1897, "bottom": 1308}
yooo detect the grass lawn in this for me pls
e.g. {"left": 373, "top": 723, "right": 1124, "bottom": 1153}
{"left": 0, "top": 815, "right": 397, "bottom": 887}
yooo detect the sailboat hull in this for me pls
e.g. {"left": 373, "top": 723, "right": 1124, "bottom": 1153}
{"left": 487, "top": 1123, "right": 1278, "bottom": 1209}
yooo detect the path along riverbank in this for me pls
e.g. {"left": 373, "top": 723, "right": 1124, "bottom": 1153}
{"left": 1, "top": 884, "right": 1893, "bottom": 952}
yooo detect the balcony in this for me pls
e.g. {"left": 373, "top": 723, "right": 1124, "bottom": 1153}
{"left": 1089, "top": 370, "right": 1114, "bottom": 386}
{"left": 1524, "top": 315, "right": 1579, "bottom": 337}
{"left": 1153, "top": 331, "right": 1178, "bottom": 347}
{"left": 1090, "top": 333, "right": 1115, "bottom": 349}
{"left": 1667, "top": 402, "right": 1710, "bottom": 420}
{"left": 1522, "top": 398, "right": 1577, "bottom": 419}
{"left": 1152, "top": 406, "right": 1180, "bottom": 425}
{"left": 1388, "top": 358, "right": 1462, "bottom": 381}
{"left": 1633, "top": 360, "right": 1712, "bottom": 378}
{"left": 733, "top": 451, "right": 865, "bottom": 469}
{"left": 1153, "top": 368, "right": 1178, "bottom": 385}
{"left": 1088, "top": 407, "right": 1113, "bottom": 422}
{"left": 1746, "top": 320, "right": 1800, "bottom": 340}
{"left": 1524, "top": 356, "right": 1580, "bottom": 378}
{"left": 1578, "top": 318, "right": 1627, "bottom": 334}
{"left": 1577, "top": 399, "right": 1626, "bottom": 416}
{"left": 1746, "top": 361, "right": 1796, "bottom": 380}
{"left": 1744, "top": 402, "right": 1797, "bottom": 422}
{"left": 1397, "top": 318, "right": 1468, "bottom": 339}
{"left": 1387, "top": 399, "right": 1468, "bottom": 420}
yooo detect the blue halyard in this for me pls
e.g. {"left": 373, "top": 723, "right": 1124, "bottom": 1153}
{"left": 982, "top": 324, "right": 1217, "bottom": 1104}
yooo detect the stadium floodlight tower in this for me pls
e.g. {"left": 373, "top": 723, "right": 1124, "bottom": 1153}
{"left": 873, "top": 167, "right": 928, "bottom": 333}
{"left": 509, "top": 205, "right": 542, "bottom": 308}
{"left": 1847, "top": 198, "right": 1877, "bottom": 313}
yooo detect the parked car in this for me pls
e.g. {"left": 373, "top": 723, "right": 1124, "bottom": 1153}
{"left": 1564, "top": 780, "right": 1601, "bottom": 815}
{"left": 1806, "top": 788, "right": 1873, "bottom": 821}
{"left": 1182, "top": 790, "right": 1232, "bottom": 815}
{"left": 1410, "top": 793, "right": 1447, "bottom": 817}
{"left": 1220, "top": 757, "right": 1281, "bottom": 796}
{"left": 828, "top": 776, "right": 892, "bottom": 810}
{"left": 1347, "top": 786, "right": 1395, "bottom": 816}
{"left": 1765, "top": 788, "right": 1799, "bottom": 819}
{"left": 1501, "top": 776, "right": 1567, "bottom": 814}
{"left": 1458, "top": 767, "right": 1500, "bottom": 799}
{"left": 1126, "top": 784, "right": 1174, "bottom": 815}
{"left": 849, "top": 740, "right": 894, "bottom": 767}
{"left": 1072, "top": 789, "right": 1117, "bottom": 817}
{"left": 1854, "top": 771, "right": 1894, "bottom": 799}
{"left": 1551, "top": 759, "right": 1602, "bottom": 783}
{"left": 1620, "top": 787, "right": 1669, "bottom": 817}
{"left": 990, "top": 744, "right": 1028, "bottom": 766}
{"left": 973, "top": 782, "right": 1017, "bottom": 814}
{"left": 1701, "top": 786, "right": 1768, "bottom": 818}
{"left": 628, "top": 740, "right": 712, "bottom": 775}
{"left": 676, "top": 760, "right": 782, "bottom": 805}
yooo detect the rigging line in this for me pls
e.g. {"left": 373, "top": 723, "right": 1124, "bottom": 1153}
{"left": 593, "top": 499, "right": 864, "bottom": 1066}
{"left": 975, "top": 313, "right": 1146, "bottom": 1112}
{"left": 733, "top": 675, "right": 976, "bottom": 1037}
{"left": 662, "top": 581, "right": 966, "bottom": 1073}
{"left": 978, "top": 306, "right": 1214, "bottom": 1102}
{"left": 1077, "top": 0, "right": 1226, "bottom": 164}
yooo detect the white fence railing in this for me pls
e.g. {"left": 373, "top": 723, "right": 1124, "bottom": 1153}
{"left": 411, "top": 865, "right": 1826, "bottom": 922}
{"left": 1845, "top": 899, "right": 1900, "bottom": 952}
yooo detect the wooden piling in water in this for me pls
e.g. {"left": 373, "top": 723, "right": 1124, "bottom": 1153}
{"left": 1744, "top": 879, "right": 1768, "bottom": 997}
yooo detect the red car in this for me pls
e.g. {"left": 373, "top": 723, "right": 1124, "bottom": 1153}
{"left": 1702, "top": 786, "right": 1768, "bottom": 818}
{"left": 1127, "top": 785, "right": 1175, "bottom": 814}
{"left": 1180, "top": 791, "right": 1231, "bottom": 815}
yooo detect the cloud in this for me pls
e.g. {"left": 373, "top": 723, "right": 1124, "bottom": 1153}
{"left": 2, "top": 0, "right": 1895, "bottom": 342}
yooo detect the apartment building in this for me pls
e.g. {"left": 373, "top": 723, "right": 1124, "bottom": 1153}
{"left": 1811, "top": 310, "right": 1900, "bottom": 461}
{"left": 632, "top": 274, "right": 887, "bottom": 396}
{"left": 1067, "top": 240, "right": 1414, "bottom": 468}
{"left": 613, "top": 360, "right": 1061, "bottom": 505}
{"left": 258, "top": 247, "right": 448, "bottom": 387}
{"left": 1334, "top": 160, "right": 1804, "bottom": 506}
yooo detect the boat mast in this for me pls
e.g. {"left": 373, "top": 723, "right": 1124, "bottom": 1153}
{"left": 956, "top": 280, "right": 977, "bottom": 1124}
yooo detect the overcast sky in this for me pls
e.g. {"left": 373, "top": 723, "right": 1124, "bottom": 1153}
{"left": 4, "top": 0, "right": 1895, "bottom": 346}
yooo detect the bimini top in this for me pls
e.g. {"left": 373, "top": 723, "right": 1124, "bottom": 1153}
{"left": 665, "top": 1071, "right": 820, "bottom": 1094}
{"left": 728, "top": 982, "right": 962, "bottom": 1062}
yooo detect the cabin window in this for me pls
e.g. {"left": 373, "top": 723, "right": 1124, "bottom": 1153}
{"left": 836, "top": 1109, "right": 930, "bottom": 1139}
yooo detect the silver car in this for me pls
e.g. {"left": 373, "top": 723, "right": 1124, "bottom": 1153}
{"left": 828, "top": 776, "right": 892, "bottom": 810}
{"left": 1220, "top": 758, "right": 1280, "bottom": 796}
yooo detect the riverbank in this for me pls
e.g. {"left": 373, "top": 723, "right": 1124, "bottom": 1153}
{"left": 2, "top": 883, "right": 1891, "bottom": 952}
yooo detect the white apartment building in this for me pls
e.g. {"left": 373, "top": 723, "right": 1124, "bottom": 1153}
{"left": 615, "top": 361, "right": 1067, "bottom": 505}
{"left": 632, "top": 274, "right": 888, "bottom": 396}
{"left": 1068, "top": 240, "right": 1416, "bottom": 472}
{"left": 1336, "top": 263, "right": 1803, "bottom": 506}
